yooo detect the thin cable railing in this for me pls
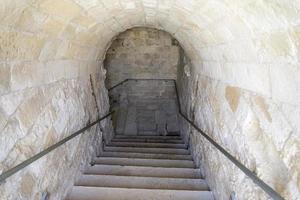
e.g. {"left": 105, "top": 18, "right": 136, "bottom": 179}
{"left": 0, "top": 111, "right": 114, "bottom": 184}
{"left": 108, "top": 78, "right": 285, "bottom": 200}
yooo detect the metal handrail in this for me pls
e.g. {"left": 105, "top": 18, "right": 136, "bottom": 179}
{"left": 108, "top": 78, "right": 285, "bottom": 200}
{"left": 0, "top": 111, "right": 114, "bottom": 184}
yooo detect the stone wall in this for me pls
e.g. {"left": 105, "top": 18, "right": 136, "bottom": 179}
{"left": 110, "top": 80, "right": 179, "bottom": 136}
{"left": 0, "top": 59, "right": 111, "bottom": 200}
{"left": 105, "top": 28, "right": 180, "bottom": 136}
{"left": 0, "top": 71, "right": 112, "bottom": 200}
{"left": 104, "top": 27, "right": 180, "bottom": 88}
{"left": 177, "top": 52, "right": 300, "bottom": 200}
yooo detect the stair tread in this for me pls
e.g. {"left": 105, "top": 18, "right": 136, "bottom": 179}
{"left": 85, "top": 165, "right": 202, "bottom": 179}
{"left": 99, "top": 151, "right": 193, "bottom": 160}
{"left": 114, "top": 135, "right": 182, "bottom": 140}
{"left": 65, "top": 135, "right": 212, "bottom": 200}
{"left": 93, "top": 157, "right": 195, "bottom": 168}
{"left": 76, "top": 174, "right": 209, "bottom": 190}
{"left": 107, "top": 141, "right": 186, "bottom": 148}
{"left": 111, "top": 138, "right": 184, "bottom": 144}
{"left": 66, "top": 186, "right": 214, "bottom": 200}
{"left": 104, "top": 146, "right": 190, "bottom": 155}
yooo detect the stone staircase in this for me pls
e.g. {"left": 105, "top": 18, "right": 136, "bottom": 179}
{"left": 66, "top": 135, "right": 214, "bottom": 200}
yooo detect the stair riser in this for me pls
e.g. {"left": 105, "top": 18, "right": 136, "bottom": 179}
{"left": 111, "top": 139, "right": 184, "bottom": 144}
{"left": 93, "top": 157, "right": 195, "bottom": 168}
{"left": 66, "top": 187, "right": 214, "bottom": 200}
{"left": 99, "top": 152, "right": 193, "bottom": 160}
{"left": 85, "top": 165, "right": 202, "bottom": 179}
{"left": 114, "top": 135, "right": 181, "bottom": 140}
{"left": 104, "top": 146, "right": 190, "bottom": 155}
{"left": 107, "top": 142, "right": 187, "bottom": 148}
{"left": 76, "top": 175, "right": 209, "bottom": 190}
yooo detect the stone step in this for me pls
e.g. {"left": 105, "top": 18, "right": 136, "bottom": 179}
{"left": 93, "top": 157, "right": 195, "bottom": 168}
{"left": 75, "top": 174, "right": 209, "bottom": 190}
{"left": 99, "top": 151, "right": 193, "bottom": 160}
{"left": 104, "top": 146, "right": 190, "bottom": 155}
{"left": 66, "top": 186, "right": 214, "bottom": 200}
{"left": 111, "top": 138, "right": 184, "bottom": 143}
{"left": 85, "top": 165, "right": 202, "bottom": 179}
{"left": 107, "top": 141, "right": 187, "bottom": 148}
{"left": 114, "top": 135, "right": 182, "bottom": 140}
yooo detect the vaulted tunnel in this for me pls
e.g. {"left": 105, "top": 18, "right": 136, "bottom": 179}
{"left": 0, "top": 1, "right": 299, "bottom": 200}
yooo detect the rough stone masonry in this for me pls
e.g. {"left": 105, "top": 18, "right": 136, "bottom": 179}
{"left": 105, "top": 28, "right": 180, "bottom": 136}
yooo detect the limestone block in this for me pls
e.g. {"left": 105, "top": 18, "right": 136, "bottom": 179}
{"left": 221, "top": 39, "right": 258, "bottom": 62}
{"left": 39, "top": 0, "right": 82, "bottom": 22}
{"left": 250, "top": 95, "right": 294, "bottom": 152}
{"left": 240, "top": 109, "right": 290, "bottom": 196}
{"left": 0, "top": 111, "right": 7, "bottom": 132}
{"left": 157, "top": 0, "right": 173, "bottom": 11}
{"left": 16, "top": 7, "right": 47, "bottom": 33}
{"left": 225, "top": 86, "right": 241, "bottom": 113}
{"left": 120, "top": 0, "right": 136, "bottom": 10}
{"left": 0, "top": 119, "right": 23, "bottom": 162}
{"left": 238, "top": 1, "right": 287, "bottom": 34}
{"left": 44, "top": 60, "right": 66, "bottom": 82}
{"left": 0, "top": 63, "right": 10, "bottom": 95}
{"left": 143, "top": 0, "right": 157, "bottom": 9}
{"left": 221, "top": 62, "right": 271, "bottom": 97}
{"left": 102, "top": 0, "right": 122, "bottom": 10}
{"left": 73, "top": 0, "right": 99, "bottom": 10}
{"left": 39, "top": 39, "right": 61, "bottom": 61}
{"left": 208, "top": 21, "right": 234, "bottom": 45}
{"left": 15, "top": 89, "right": 47, "bottom": 134}
{"left": 0, "top": 91, "right": 24, "bottom": 117}
{"left": 71, "top": 14, "right": 97, "bottom": 29}
{"left": 19, "top": 172, "right": 35, "bottom": 198}
{"left": 10, "top": 61, "right": 45, "bottom": 91}
{"left": 292, "top": 26, "right": 300, "bottom": 61}
{"left": 41, "top": 17, "right": 66, "bottom": 37}
{"left": 0, "top": 0, "right": 27, "bottom": 27}
{"left": 281, "top": 103, "right": 300, "bottom": 138}
{"left": 257, "top": 32, "right": 295, "bottom": 63}
{"left": 270, "top": 63, "right": 300, "bottom": 105}
{"left": 0, "top": 30, "right": 45, "bottom": 60}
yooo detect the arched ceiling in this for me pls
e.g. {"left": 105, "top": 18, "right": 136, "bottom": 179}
{"left": 1, "top": 0, "right": 300, "bottom": 104}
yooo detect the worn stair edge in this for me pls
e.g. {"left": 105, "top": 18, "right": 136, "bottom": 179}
{"left": 99, "top": 151, "right": 193, "bottom": 160}
{"left": 107, "top": 141, "right": 187, "bottom": 149}
{"left": 93, "top": 157, "right": 195, "bottom": 168}
{"left": 104, "top": 146, "right": 190, "bottom": 155}
{"left": 75, "top": 174, "right": 209, "bottom": 191}
{"left": 111, "top": 138, "right": 184, "bottom": 144}
{"left": 84, "top": 165, "right": 202, "bottom": 179}
{"left": 114, "top": 135, "right": 182, "bottom": 140}
{"left": 66, "top": 186, "right": 214, "bottom": 200}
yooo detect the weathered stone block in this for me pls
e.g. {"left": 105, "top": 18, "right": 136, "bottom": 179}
{"left": 0, "top": 63, "right": 10, "bottom": 95}
{"left": 270, "top": 63, "right": 300, "bottom": 105}
{"left": 39, "top": 0, "right": 82, "bottom": 21}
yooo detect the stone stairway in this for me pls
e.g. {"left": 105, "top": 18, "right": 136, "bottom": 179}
{"left": 66, "top": 135, "right": 214, "bottom": 200}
